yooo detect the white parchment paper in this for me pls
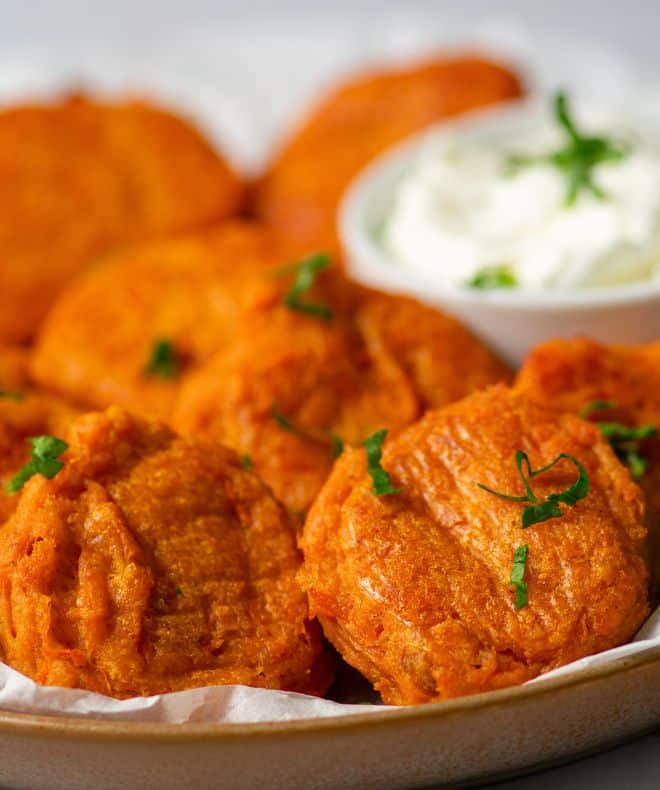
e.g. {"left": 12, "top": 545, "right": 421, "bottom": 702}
{"left": 0, "top": 607, "right": 655, "bottom": 723}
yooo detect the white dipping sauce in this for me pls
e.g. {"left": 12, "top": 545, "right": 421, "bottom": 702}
{"left": 382, "top": 106, "right": 660, "bottom": 289}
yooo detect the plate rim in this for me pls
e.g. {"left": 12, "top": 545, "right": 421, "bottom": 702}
{"left": 0, "top": 644, "right": 657, "bottom": 742}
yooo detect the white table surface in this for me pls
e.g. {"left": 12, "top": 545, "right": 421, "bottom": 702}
{"left": 0, "top": 1, "right": 658, "bottom": 787}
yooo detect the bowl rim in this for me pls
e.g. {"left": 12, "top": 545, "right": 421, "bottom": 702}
{"left": 339, "top": 99, "right": 660, "bottom": 310}
{"left": 0, "top": 645, "right": 657, "bottom": 742}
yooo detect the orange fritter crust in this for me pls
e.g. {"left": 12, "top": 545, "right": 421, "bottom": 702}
{"left": 301, "top": 385, "right": 650, "bottom": 704}
{"left": 0, "top": 406, "right": 331, "bottom": 698}
{"left": 173, "top": 285, "right": 510, "bottom": 514}
{"left": 31, "top": 222, "right": 288, "bottom": 420}
{"left": 254, "top": 56, "right": 523, "bottom": 254}
{"left": 0, "top": 95, "right": 244, "bottom": 342}
{"left": 515, "top": 337, "right": 660, "bottom": 582}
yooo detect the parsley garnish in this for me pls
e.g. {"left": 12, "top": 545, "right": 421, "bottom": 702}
{"left": 330, "top": 433, "right": 344, "bottom": 459}
{"left": 467, "top": 265, "right": 517, "bottom": 290}
{"left": 7, "top": 435, "right": 69, "bottom": 494}
{"left": 363, "top": 429, "right": 400, "bottom": 496}
{"left": 0, "top": 389, "right": 24, "bottom": 401}
{"left": 240, "top": 454, "right": 253, "bottom": 471}
{"left": 175, "top": 586, "right": 184, "bottom": 597}
{"left": 478, "top": 450, "right": 589, "bottom": 529}
{"left": 144, "top": 339, "right": 178, "bottom": 379}
{"left": 282, "top": 253, "right": 333, "bottom": 320}
{"left": 508, "top": 92, "right": 630, "bottom": 206}
{"left": 579, "top": 400, "right": 657, "bottom": 479}
{"left": 271, "top": 404, "right": 344, "bottom": 459}
{"left": 510, "top": 545, "right": 529, "bottom": 610}
{"left": 478, "top": 450, "right": 589, "bottom": 610}
{"left": 271, "top": 405, "right": 299, "bottom": 434}
{"left": 579, "top": 400, "right": 617, "bottom": 418}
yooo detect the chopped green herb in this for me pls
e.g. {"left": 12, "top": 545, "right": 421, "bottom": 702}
{"left": 510, "top": 545, "right": 529, "bottom": 610}
{"left": 363, "top": 429, "right": 400, "bottom": 497}
{"left": 579, "top": 399, "right": 617, "bottom": 418}
{"left": 507, "top": 92, "right": 631, "bottom": 206}
{"left": 0, "top": 389, "right": 24, "bottom": 401}
{"left": 597, "top": 423, "right": 658, "bottom": 442}
{"left": 144, "top": 339, "right": 178, "bottom": 378}
{"left": 240, "top": 454, "right": 253, "bottom": 471}
{"left": 478, "top": 451, "right": 588, "bottom": 609}
{"left": 625, "top": 450, "right": 647, "bottom": 479}
{"left": 7, "top": 435, "right": 69, "bottom": 494}
{"left": 467, "top": 265, "right": 517, "bottom": 290}
{"left": 478, "top": 450, "right": 589, "bottom": 529}
{"left": 175, "top": 586, "right": 184, "bottom": 597}
{"left": 271, "top": 404, "right": 299, "bottom": 434}
{"left": 578, "top": 400, "right": 657, "bottom": 479}
{"left": 282, "top": 253, "right": 333, "bottom": 320}
{"left": 330, "top": 433, "right": 344, "bottom": 459}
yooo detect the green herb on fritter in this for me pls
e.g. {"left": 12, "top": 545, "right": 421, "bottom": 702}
{"left": 363, "top": 429, "right": 401, "bottom": 497}
{"left": 144, "top": 339, "right": 179, "bottom": 379}
{"left": 7, "top": 435, "right": 69, "bottom": 494}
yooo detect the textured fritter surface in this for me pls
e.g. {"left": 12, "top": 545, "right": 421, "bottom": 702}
{"left": 254, "top": 56, "right": 522, "bottom": 254}
{"left": 301, "top": 386, "right": 649, "bottom": 704}
{"left": 0, "top": 407, "right": 330, "bottom": 698}
{"left": 173, "top": 285, "right": 510, "bottom": 514}
{"left": 0, "top": 95, "right": 244, "bottom": 342}
{"left": 515, "top": 337, "right": 660, "bottom": 582}
{"left": 31, "top": 223, "right": 287, "bottom": 419}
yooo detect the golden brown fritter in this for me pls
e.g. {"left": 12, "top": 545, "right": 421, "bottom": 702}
{"left": 301, "top": 385, "right": 650, "bottom": 704}
{"left": 515, "top": 337, "right": 660, "bottom": 582}
{"left": 0, "top": 406, "right": 331, "bottom": 698}
{"left": 0, "top": 95, "right": 244, "bottom": 343}
{"left": 173, "top": 285, "right": 510, "bottom": 514}
{"left": 254, "top": 56, "right": 523, "bottom": 254}
{"left": 31, "top": 222, "right": 289, "bottom": 420}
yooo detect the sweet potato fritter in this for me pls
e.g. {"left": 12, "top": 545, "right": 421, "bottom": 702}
{"left": 0, "top": 406, "right": 331, "bottom": 698}
{"left": 173, "top": 286, "right": 510, "bottom": 514}
{"left": 0, "top": 95, "right": 244, "bottom": 342}
{"left": 515, "top": 337, "right": 660, "bottom": 582}
{"left": 301, "top": 385, "right": 650, "bottom": 704}
{"left": 254, "top": 56, "right": 523, "bottom": 254}
{"left": 31, "top": 223, "right": 288, "bottom": 419}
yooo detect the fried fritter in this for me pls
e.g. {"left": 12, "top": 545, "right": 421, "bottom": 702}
{"left": 0, "top": 406, "right": 330, "bottom": 698}
{"left": 515, "top": 337, "right": 660, "bottom": 582}
{"left": 31, "top": 223, "right": 288, "bottom": 419}
{"left": 301, "top": 385, "right": 650, "bottom": 703}
{"left": 254, "top": 56, "right": 523, "bottom": 254}
{"left": 173, "top": 286, "right": 510, "bottom": 514}
{"left": 0, "top": 95, "right": 244, "bottom": 342}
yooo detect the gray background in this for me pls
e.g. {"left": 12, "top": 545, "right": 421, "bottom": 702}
{"left": 1, "top": 1, "right": 659, "bottom": 787}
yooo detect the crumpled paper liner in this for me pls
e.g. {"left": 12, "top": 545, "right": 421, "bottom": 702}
{"left": 0, "top": 607, "right": 656, "bottom": 723}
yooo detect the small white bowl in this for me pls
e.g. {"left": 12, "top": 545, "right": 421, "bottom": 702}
{"left": 339, "top": 102, "right": 660, "bottom": 366}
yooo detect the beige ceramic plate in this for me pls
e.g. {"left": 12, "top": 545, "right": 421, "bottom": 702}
{"left": 0, "top": 647, "right": 657, "bottom": 790}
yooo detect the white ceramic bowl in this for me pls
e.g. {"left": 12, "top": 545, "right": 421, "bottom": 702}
{"left": 339, "top": 102, "right": 660, "bottom": 366}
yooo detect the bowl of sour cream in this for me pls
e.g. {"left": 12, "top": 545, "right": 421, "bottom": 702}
{"left": 340, "top": 92, "right": 660, "bottom": 364}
